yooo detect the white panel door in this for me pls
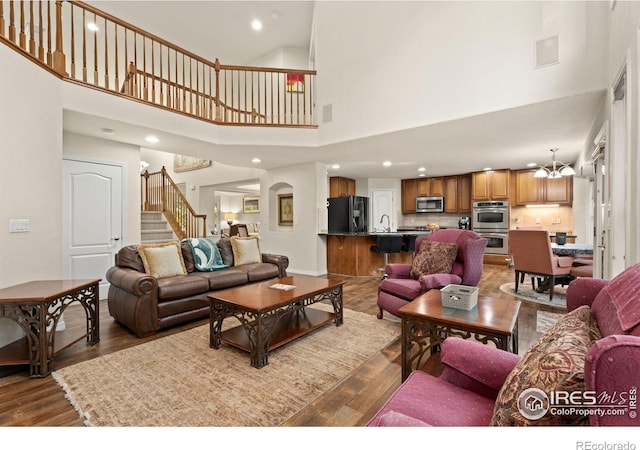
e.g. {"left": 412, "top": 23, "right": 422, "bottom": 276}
{"left": 371, "top": 189, "right": 394, "bottom": 232}
{"left": 63, "top": 158, "right": 124, "bottom": 299}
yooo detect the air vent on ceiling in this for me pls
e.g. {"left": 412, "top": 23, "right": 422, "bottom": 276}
{"left": 535, "top": 35, "right": 559, "bottom": 69}
{"left": 323, "top": 104, "right": 333, "bottom": 123}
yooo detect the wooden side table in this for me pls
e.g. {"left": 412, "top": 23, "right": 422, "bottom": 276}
{"left": 0, "top": 279, "right": 100, "bottom": 377}
{"left": 398, "top": 289, "right": 520, "bottom": 381}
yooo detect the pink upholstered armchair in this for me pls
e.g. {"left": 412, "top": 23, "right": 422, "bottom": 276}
{"left": 367, "top": 263, "right": 640, "bottom": 427}
{"left": 376, "top": 229, "right": 488, "bottom": 319}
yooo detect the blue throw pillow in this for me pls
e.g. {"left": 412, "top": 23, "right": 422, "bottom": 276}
{"left": 185, "top": 238, "right": 229, "bottom": 271}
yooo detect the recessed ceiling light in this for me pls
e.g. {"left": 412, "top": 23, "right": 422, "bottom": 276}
{"left": 418, "top": 173, "right": 426, "bottom": 177}
{"left": 87, "top": 22, "right": 99, "bottom": 32}
{"left": 383, "top": 161, "right": 392, "bottom": 167}
{"left": 251, "top": 19, "right": 262, "bottom": 31}
{"left": 331, "top": 164, "right": 340, "bottom": 169}
{"left": 527, "top": 162, "right": 537, "bottom": 167}
{"left": 483, "top": 167, "right": 492, "bottom": 171}
{"left": 251, "top": 158, "right": 261, "bottom": 163}
{"left": 145, "top": 136, "right": 159, "bottom": 143}
{"left": 418, "top": 167, "right": 426, "bottom": 172}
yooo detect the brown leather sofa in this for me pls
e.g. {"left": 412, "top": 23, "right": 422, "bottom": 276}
{"left": 106, "top": 237, "right": 289, "bottom": 337}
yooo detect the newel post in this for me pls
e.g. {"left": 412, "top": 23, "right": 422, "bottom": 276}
{"left": 141, "top": 170, "right": 150, "bottom": 211}
{"left": 214, "top": 58, "right": 221, "bottom": 122}
{"left": 52, "top": 1, "right": 67, "bottom": 76}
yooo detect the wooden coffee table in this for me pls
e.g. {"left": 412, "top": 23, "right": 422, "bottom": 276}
{"left": 208, "top": 275, "right": 344, "bottom": 368}
{"left": 398, "top": 289, "right": 520, "bottom": 381}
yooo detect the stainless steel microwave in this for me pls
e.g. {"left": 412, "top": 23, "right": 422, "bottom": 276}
{"left": 416, "top": 196, "right": 444, "bottom": 213}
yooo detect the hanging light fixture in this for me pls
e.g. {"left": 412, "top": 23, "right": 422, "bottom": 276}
{"left": 533, "top": 148, "right": 576, "bottom": 179}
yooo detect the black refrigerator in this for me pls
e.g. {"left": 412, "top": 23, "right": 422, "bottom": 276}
{"left": 327, "top": 196, "right": 369, "bottom": 233}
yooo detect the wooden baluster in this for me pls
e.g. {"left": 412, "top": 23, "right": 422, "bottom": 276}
{"left": 92, "top": 13, "right": 98, "bottom": 85}
{"left": 175, "top": 49, "right": 179, "bottom": 110}
{"left": 133, "top": 30, "right": 138, "bottom": 97}
{"left": 188, "top": 56, "right": 193, "bottom": 114}
{"left": 46, "top": 2, "right": 52, "bottom": 62}
{"left": 18, "top": 0, "right": 25, "bottom": 49}
{"left": 114, "top": 23, "right": 119, "bottom": 91}
{"left": 142, "top": 35, "right": 147, "bottom": 101}
{"left": 151, "top": 40, "right": 155, "bottom": 104}
{"left": 159, "top": 43, "right": 164, "bottom": 106}
{"left": 28, "top": 1, "right": 35, "bottom": 55}
{"left": 123, "top": 28, "right": 127, "bottom": 93}
{"left": 81, "top": 8, "right": 87, "bottom": 81}
{"left": 46, "top": 0, "right": 51, "bottom": 65}
{"left": 8, "top": 1, "right": 15, "bottom": 42}
{"left": 53, "top": 1, "right": 66, "bottom": 75}
{"left": 57, "top": 1, "right": 64, "bottom": 67}
{"left": 104, "top": 16, "right": 109, "bottom": 89}
{"left": 0, "top": 1, "right": 5, "bottom": 38}
{"left": 181, "top": 53, "right": 186, "bottom": 112}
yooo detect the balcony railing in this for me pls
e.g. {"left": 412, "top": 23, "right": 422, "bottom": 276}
{"left": 0, "top": 0, "right": 317, "bottom": 128}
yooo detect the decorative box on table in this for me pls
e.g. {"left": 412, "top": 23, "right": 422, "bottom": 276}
{"left": 440, "top": 284, "right": 478, "bottom": 310}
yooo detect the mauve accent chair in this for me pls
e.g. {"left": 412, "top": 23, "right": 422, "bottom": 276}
{"left": 508, "top": 229, "right": 574, "bottom": 300}
{"left": 367, "top": 263, "right": 640, "bottom": 427}
{"left": 376, "top": 229, "right": 488, "bottom": 319}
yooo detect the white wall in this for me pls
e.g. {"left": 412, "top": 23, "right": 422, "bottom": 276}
{"left": 260, "top": 162, "right": 328, "bottom": 275}
{"left": 0, "top": 45, "right": 64, "bottom": 345}
{"left": 314, "top": 1, "right": 609, "bottom": 146}
{"left": 63, "top": 132, "right": 142, "bottom": 246}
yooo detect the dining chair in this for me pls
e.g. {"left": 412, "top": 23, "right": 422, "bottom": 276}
{"left": 508, "top": 229, "right": 574, "bottom": 300}
{"left": 229, "top": 224, "right": 249, "bottom": 237}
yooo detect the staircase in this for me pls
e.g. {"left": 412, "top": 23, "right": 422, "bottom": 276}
{"left": 141, "top": 211, "right": 175, "bottom": 244}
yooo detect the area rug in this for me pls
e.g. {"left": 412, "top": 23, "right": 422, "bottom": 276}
{"left": 52, "top": 305, "right": 399, "bottom": 427}
{"left": 537, "top": 310, "right": 565, "bottom": 334}
{"left": 499, "top": 282, "right": 567, "bottom": 310}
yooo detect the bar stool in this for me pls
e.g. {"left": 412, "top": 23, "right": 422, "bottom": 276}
{"left": 370, "top": 234, "right": 403, "bottom": 280}
{"left": 401, "top": 234, "right": 418, "bottom": 256}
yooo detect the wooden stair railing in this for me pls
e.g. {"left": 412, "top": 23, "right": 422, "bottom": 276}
{"left": 141, "top": 167, "right": 206, "bottom": 240}
{"left": 0, "top": 0, "right": 317, "bottom": 128}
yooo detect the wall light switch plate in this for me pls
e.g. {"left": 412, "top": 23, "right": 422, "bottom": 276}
{"left": 9, "top": 219, "right": 30, "bottom": 233}
{"left": 535, "top": 217, "right": 541, "bottom": 224}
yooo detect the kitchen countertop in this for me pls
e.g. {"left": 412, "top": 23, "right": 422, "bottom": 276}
{"left": 319, "top": 231, "right": 432, "bottom": 236}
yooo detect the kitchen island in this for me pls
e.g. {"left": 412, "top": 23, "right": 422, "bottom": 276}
{"left": 320, "top": 231, "right": 430, "bottom": 277}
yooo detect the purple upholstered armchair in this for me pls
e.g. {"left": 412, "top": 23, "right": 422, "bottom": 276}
{"left": 367, "top": 263, "right": 640, "bottom": 426}
{"left": 376, "top": 229, "right": 488, "bottom": 319}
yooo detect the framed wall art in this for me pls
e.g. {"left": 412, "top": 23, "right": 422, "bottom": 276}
{"left": 173, "top": 155, "right": 211, "bottom": 173}
{"left": 286, "top": 72, "right": 304, "bottom": 93}
{"left": 278, "top": 193, "right": 293, "bottom": 226}
{"left": 243, "top": 196, "right": 260, "bottom": 214}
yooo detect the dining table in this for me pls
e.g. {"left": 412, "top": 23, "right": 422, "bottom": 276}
{"left": 550, "top": 243, "right": 594, "bottom": 257}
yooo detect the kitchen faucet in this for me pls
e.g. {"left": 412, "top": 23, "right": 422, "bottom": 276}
{"left": 380, "top": 214, "right": 391, "bottom": 232}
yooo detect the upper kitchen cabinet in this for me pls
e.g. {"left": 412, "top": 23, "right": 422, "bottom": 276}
{"left": 401, "top": 179, "right": 418, "bottom": 213}
{"left": 417, "top": 177, "right": 444, "bottom": 197}
{"left": 513, "top": 170, "right": 572, "bottom": 206}
{"left": 444, "top": 175, "right": 472, "bottom": 213}
{"left": 544, "top": 175, "right": 573, "bottom": 205}
{"left": 329, "top": 177, "right": 356, "bottom": 197}
{"left": 472, "top": 169, "right": 510, "bottom": 201}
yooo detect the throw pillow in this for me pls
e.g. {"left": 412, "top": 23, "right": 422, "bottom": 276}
{"left": 490, "top": 305, "right": 602, "bottom": 426}
{"left": 410, "top": 240, "right": 458, "bottom": 280}
{"left": 137, "top": 241, "right": 187, "bottom": 279}
{"left": 185, "top": 238, "right": 229, "bottom": 272}
{"left": 230, "top": 236, "right": 262, "bottom": 266}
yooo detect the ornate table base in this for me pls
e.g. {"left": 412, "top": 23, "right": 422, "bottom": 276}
{"left": 399, "top": 290, "right": 520, "bottom": 381}
{"left": 0, "top": 279, "right": 100, "bottom": 377}
{"left": 209, "top": 276, "right": 344, "bottom": 368}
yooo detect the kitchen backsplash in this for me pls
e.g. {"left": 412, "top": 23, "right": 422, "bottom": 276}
{"left": 401, "top": 213, "right": 463, "bottom": 229}
{"left": 510, "top": 205, "right": 573, "bottom": 233}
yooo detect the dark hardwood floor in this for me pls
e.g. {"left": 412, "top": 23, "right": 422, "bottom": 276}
{"left": 0, "top": 264, "right": 557, "bottom": 427}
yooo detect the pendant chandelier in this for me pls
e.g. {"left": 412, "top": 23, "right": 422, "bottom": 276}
{"left": 533, "top": 148, "right": 576, "bottom": 179}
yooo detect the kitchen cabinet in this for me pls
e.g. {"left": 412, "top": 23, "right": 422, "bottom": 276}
{"left": 544, "top": 176, "right": 573, "bottom": 205}
{"left": 401, "top": 179, "right": 417, "bottom": 213}
{"left": 329, "top": 177, "right": 355, "bottom": 197}
{"left": 417, "top": 177, "right": 444, "bottom": 197}
{"left": 472, "top": 170, "right": 510, "bottom": 201}
{"left": 444, "top": 177, "right": 458, "bottom": 213}
{"left": 457, "top": 174, "right": 472, "bottom": 213}
{"left": 514, "top": 170, "right": 572, "bottom": 206}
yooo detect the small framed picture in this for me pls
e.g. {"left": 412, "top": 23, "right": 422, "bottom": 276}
{"left": 243, "top": 196, "right": 260, "bottom": 214}
{"left": 278, "top": 193, "right": 293, "bottom": 226}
